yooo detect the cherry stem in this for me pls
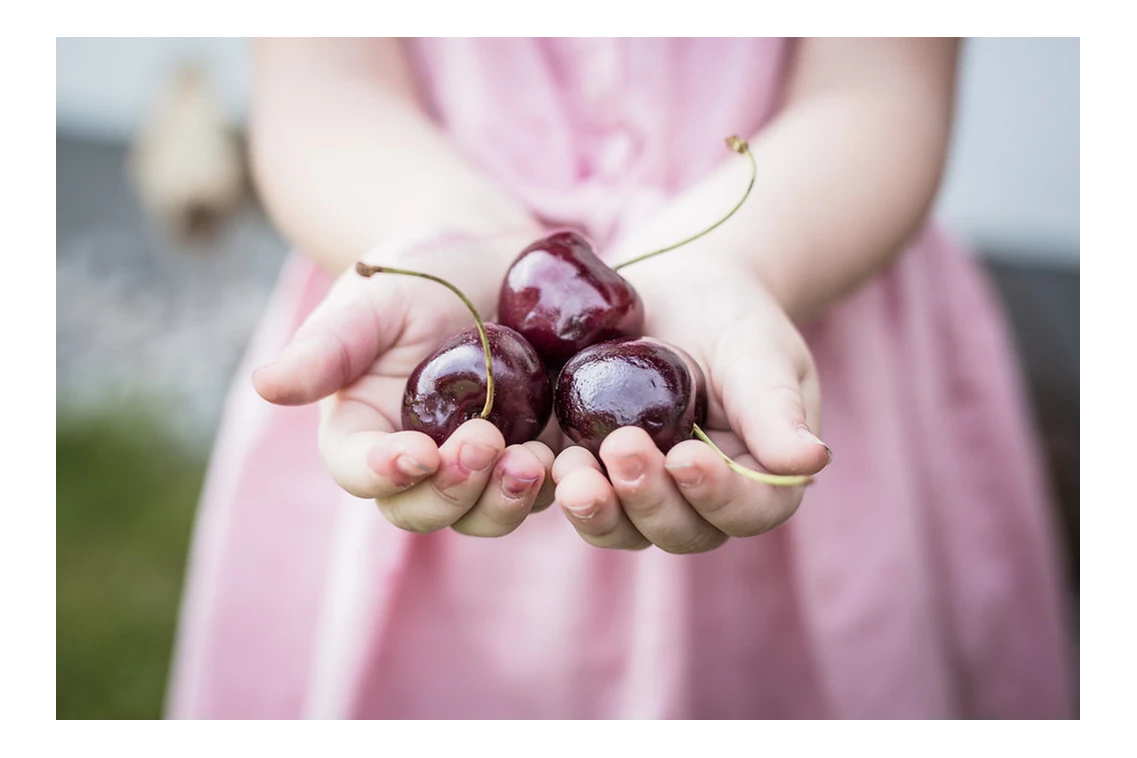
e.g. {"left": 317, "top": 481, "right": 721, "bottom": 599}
{"left": 613, "top": 136, "right": 756, "bottom": 271}
{"left": 355, "top": 261, "right": 495, "bottom": 419}
{"left": 692, "top": 423, "right": 812, "bottom": 487}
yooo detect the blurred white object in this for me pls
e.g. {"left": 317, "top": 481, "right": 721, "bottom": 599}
{"left": 129, "top": 64, "right": 246, "bottom": 237}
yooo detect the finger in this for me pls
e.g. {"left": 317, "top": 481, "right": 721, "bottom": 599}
{"left": 600, "top": 427, "right": 727, "bottom": 554}
{"left": 252, "top": 267, "right": 400, "bottom": 406}
{"left": 375, "top": 418, "right": 505, "bottom": 534}
{"left": 551, "top": 444, "right": 603, "bottom": 484}
{"left": 450, "top": 443, "right": 547, "bottom": 537}
{"left": 718, "top": 352, "right": 831, "bottom": 476}
{"left": 316, "top": 383, "right": 441, "bottom": 499}
{"left": 663, "top": 438, "right": 806, "bottom": 538}
{"left": 523, "top": 441, "right": 558, "bottom": 512}
{"left": 555, "top": 461, "right": 649, "bottom": 551}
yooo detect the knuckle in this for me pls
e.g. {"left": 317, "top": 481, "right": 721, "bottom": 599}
{"left": 430, "top": 482, "right": 476, "bottom": 509}
{"left": 471, "top": 502, "right": 530, "bottom": 537}
{"left": 495, "top": 497, "right": 533, "bottom": 527}
{"left": 625, "top": 535, "right": 653, "bottom": 551}
{"left": 587, "top": 533, "right": 650, "bottom": 552}
{"left": 725, "top": 506, "right": 779, "bottom": 538}
{"left": 580, "top": 521, "right": 645, "bottom": 551}
{"left": 452, "top": 509, "right": 523, "bottom": 538}
{"left": 659, "top": 529, "right": 727, "bottom": 555}
{"left": 689, "top": 489, "right": 729, "bottom": 517}
{"left": 722, "top": 497, "right": 800, "bottom": 538}
{"left": 450, "top": 519, "right": 509, "bottom": 539}
{"left": 619, "top": 489, "right": 665, "bottom": 517}
{"left": 376, "top": 501, "right": 451, "bottom": 535}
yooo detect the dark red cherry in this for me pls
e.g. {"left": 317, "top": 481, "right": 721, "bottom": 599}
{"left": 498, "top": 230, "right": 645, "bottom": 368}
{"left": 498, "top": 138, "right": 757, "bottom": 369}
{"left": 403, "top": 323, "right": 552, "bottom": 446}
{"left": 554, "top": 337, "right": 708, "bottom": 457}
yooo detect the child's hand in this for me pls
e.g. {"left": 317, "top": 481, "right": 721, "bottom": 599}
{"left": 551, "top": 257, "right": 831, "bottom": 553}
{"left": 253, "top": 234, "right": 556, "bottom": 537}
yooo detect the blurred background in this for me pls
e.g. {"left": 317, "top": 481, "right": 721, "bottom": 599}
{"left": 56, "top": 37, "right": 1080, "bottom": 719}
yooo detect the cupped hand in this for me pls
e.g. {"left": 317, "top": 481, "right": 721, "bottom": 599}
{"left": 551, "top": 256, "right": 832, "bottom": 553}
{"left": 252, "top": 233, "right": 556, "bottom": 536}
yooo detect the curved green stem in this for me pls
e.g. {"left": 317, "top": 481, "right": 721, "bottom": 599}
{"left": 692, "top": 423, "right": 812, "bottom": 487}
{"left": 613, "top": 136, "right": 756, "bottom": 271}
{"left": 355, "top": 262, "right": 494, "bottom": 419}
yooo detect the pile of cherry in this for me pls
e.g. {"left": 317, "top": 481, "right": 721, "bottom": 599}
{"left": 356, "top": 137, "right": 812, "bottom": 488}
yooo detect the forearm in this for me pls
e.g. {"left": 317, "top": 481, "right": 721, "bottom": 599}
{"left": 248, "top": 38, "right": 541, "bottom": 276}
{"left": 620, "top": 38, "right": 960, "bottom": 324}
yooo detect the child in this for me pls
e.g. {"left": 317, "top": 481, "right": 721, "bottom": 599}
{"left": 166, "top": 38, "right": 1075, "bottom": 718}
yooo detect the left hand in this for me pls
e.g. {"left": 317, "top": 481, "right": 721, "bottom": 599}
{"left": 550, "top": 255, "right": 832, "bottom": 553}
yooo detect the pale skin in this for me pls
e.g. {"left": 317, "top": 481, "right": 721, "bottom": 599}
{"left": 250, "top": 38, "right": 960, "bottom": 552}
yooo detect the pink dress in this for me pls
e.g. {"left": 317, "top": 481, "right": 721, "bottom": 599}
{"left": 165, "top": 38, "right": 1076, "bottom": 719}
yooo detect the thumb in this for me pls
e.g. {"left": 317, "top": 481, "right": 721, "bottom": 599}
{"left": 719, "top": 352, "right": 830, "bottom": 477}
{"left": 252, "top": 267, "right": 402, "bottom": 406}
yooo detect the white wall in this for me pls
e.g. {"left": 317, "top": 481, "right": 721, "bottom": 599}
{"left": 56, "top": 37, "right": 1080, "bottom": 265}
{"left": 935, "top": 37, "right": 1079, "bottom": 264}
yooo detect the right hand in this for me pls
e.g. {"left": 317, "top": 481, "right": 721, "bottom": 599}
{"left": 252, "top": 231, "right": 557, "bottom": 537}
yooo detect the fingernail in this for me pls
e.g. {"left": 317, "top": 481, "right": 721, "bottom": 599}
{"left": 501, "top": 471, "right": 539, "bottom": 499}
{"left": 563, "top": 499, "right": 597, "bottom": 520}
{"left": 396, "top": 454, "right": 434, "bottom": 478}
{"left": 611, "top": 454, "right": 644, "bottom": 485}
{"left": 458, "top": 441, "right": 497, "bottom": 473}
{"left": 796, "top": 424, "right": 832, "bottom": 463}
{"left": 665, "top": 461, "right": 703, "bottom": 488}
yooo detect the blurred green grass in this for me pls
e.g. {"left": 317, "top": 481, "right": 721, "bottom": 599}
{"left": 57, "top": 404, "right": 207, "bottom": 719}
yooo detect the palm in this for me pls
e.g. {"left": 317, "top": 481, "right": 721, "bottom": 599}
{"left": 635, "top": 266, "right": 816, "bottom": 473}
{"left": 335, "top": 279, "right": 492, "bottom": 435}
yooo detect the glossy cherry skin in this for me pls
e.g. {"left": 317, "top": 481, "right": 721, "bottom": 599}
{"left": 402, "top": 323, "right": 552, "bottom": 446}
{"left": 554, "top": 337, "right": 708, "bottom": 457}
{"left": 498, "top": 230, "right": 645, "bottom": 369}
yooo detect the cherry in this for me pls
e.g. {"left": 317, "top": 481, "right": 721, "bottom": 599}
{"left": 554, "top": 337, "right": 707, "bottom": 456}
{"left": 555, "top": 336, "right": 811, "bottom": 487}
{"left": 355, "top": 262, "right": 551, "bottom": 447}
{"left": 498, "top": 136, "right": 756, "bottom": 368}
{"left": 497, "top": 229, "right": 645, "bottom": 369}
{"left": 402, "top": 322, "right": 552, "bottom": 446}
